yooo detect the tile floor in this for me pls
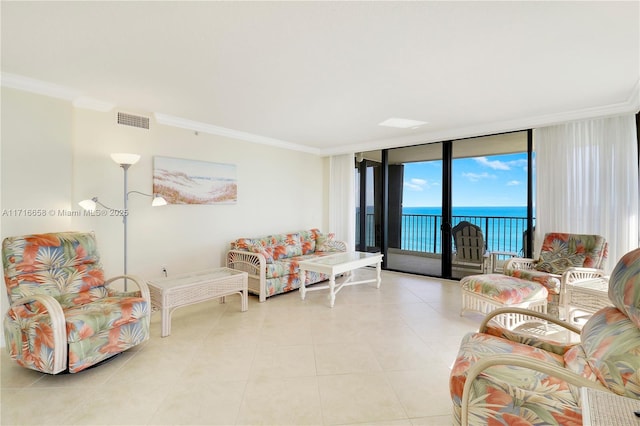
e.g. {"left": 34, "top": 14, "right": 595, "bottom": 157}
{"left": 1, "top": 269, "right": 484, "bottom": 425}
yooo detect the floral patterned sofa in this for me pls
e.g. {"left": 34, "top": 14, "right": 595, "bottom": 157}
{"left": 226, "top": 229, "right": 346, "bottom": 302}
{"left": 2, "top": 232, "right": 150, "bottom": 374}
{"left": 450, "top": 247, "right": 640, "bottom": 425}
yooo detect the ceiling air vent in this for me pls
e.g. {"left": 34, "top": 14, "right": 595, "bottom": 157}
{"left": 117, "top": 112, "right": 150, "bottom": 129}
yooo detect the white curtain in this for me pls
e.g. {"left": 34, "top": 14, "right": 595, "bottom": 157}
{"left": 535, "top": 114, "right": 639, "bottom": 272}
{"left": 328, "top": 153, "right": 356, "bottom": 250}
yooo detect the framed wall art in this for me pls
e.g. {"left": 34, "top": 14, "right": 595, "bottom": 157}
{"left": 153, "top": 156, "right": 237, "bottom": 205}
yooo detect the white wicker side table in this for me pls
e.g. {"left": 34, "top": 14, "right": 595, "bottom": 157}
{"left": 147, "top": 267, "right": 248, "bottom": 337}
{"left": 564, "top": 277, "right": 611, "bottom": 323}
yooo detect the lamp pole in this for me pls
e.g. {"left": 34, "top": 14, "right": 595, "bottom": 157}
{"left": 79, "top": 154, "right": 166, "bottom": 292}
{"left": 111, "top": 153, "right": 141, "bottom": 291}
{"left": 121, "top": 162, "right": 131, "bottom": 291}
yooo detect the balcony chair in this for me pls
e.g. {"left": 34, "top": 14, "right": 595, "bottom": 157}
{"left": 504, "top": 232, "right": 607, "bottom": 318}
{"left": 452, "top": 221, "right": 491, "bottom": 275}
{"left": 450, "top": 247, "right": 640, "bottom": 425}
{"left": 2, "top": 231, "right": 150, "bottom": 374}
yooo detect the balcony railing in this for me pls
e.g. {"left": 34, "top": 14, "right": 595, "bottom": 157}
{"left": 358, "top": 213, "right": 534, "bottom": 255}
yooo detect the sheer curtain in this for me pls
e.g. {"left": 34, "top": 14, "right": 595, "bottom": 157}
{"left": 328, "top": 153, "right": 356, "bottom": 250}
{"left": 535, "top": 114, "right": 639, "bottom": 271}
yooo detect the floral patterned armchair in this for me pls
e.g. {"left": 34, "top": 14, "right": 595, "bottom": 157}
{"left": 450, "top": 247, "right": 640, "bottom": 425}
{"left": 504, "top": 232, "right": 608, "bottom": 317}
{"left": 2, "top": 232, "right": 150, "bottom": 374}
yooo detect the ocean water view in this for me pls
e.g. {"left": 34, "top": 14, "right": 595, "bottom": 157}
{"left": 403, "top": 206, "right": 527, "bottom": 218}
{"left": 360, "top": 206, "right": 533, "bottom": 255}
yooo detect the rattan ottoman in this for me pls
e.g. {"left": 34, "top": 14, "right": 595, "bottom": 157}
{"left": 461, "top": 273, "right": 548, "bottom": 329}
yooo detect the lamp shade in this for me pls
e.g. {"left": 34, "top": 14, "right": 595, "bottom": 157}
{"left": 110, "top": 153, "right": 141, "bottom": 166}
{"left": 78, "top": 198, "right": 97, "bottom": 211}
{"left": 152, "top": 195, "right": 168, "bottom": 207}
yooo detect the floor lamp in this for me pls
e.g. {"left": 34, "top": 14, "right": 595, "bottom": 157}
{"left": 112, "top": 153, "right": 140, "bottom": 291}
{"left": 79, "top": 153, "right": 167, "bottom": 290}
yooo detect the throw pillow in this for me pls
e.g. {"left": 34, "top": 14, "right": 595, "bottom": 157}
{"left": 316, "top": 233, "right": 342, "bottom": 252}
{"left": 536, "top": 249, "right": 586, "bottom": 274}
{"left": 247, "top": 242, "right": 274, "bottom": 264}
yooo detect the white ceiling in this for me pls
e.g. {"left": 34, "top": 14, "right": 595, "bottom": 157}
{"left": 2, "top": 1, "right": 639, "bottom": 156}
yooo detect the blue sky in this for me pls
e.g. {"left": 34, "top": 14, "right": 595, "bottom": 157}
{"left": 402, "top": 153, "right": 529, "bottom": 207}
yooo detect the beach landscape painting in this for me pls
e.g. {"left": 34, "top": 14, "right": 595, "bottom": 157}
{"left": 153, "top": 156, "right": 237, "bottom": 204}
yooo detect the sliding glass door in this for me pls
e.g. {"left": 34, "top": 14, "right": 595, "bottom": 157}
{"left": 355, "top": 153, "right": 383, "bottom": 253}
{"left": 451, "top": 133, "right": 530, "bottom": 278}
{"left": 356, "top": 131, "right": 533, "bottom": 279}
{"left": 385, "top": 144, "right": 444, "bottom": 275}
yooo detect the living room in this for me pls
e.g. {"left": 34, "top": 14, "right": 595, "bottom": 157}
{"left": 1, "top": 2, "right": 639, "bottom": 425}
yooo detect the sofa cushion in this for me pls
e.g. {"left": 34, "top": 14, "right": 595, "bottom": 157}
{"left": 229, "top": 237, "right": 256, "bottom": 251}
{"left": 536, "top": 251, "right": 586, "bottom": 274}
{"left": 450, "top": 332, "right": 581, "bottom": 425}
{"left": 2, "top": 232, "right": 106, "bottom": 307}
{"left": 316, "top": 232, "right": 343, "bottom": 252}
{"left": 504, "top": 268, "right": 562, "bottom": 295}
{"left": 578, "top": 306, "right": 640, "bottom": 398}
{"left": 265, "top": 252, "right": 339, "bottom": 279}
{"left": 298, "top": 229, "right": 319, "bottom": 254}
{"left": 247, "top": 242, "right": 274, "bottom": 263}
{"left": 461, "top": 273, "right": 548, "bottom": 305}
{"left": 608, "top": 248, "right": 640, "bottom": 328}
{"left": 235, "top": 233, "right": 304, "bottom": 264}
{"left": 64, "top": 295, "right": 149, "bottom": 343}
{"left": 534, "top": 233, "right": 606, "bottom": 274}
{"left": 265, "top": 269, "right": 330, "bottom": 297}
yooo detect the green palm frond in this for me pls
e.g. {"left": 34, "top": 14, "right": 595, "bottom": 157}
{"left": 131, "top": 302, "right": 149, "bottom": 318}
{"left": 120, "top": 323, "right": 148, "bottom": 344}
{"left": 35, "top": 248, "right": 67, "bottom": 270}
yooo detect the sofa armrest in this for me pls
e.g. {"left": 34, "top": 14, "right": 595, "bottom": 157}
{"left": 333, "top": 240, "right": 347, "bottom": 252}
{"left": 480, "top": 307, "right": 582, "bottom": 335}
{"left": 9, "top": 295, "right": 67, "bottom": 374}
{"left": 562, "top": 267, "right": 606, "bottom": 284}
{"left": 105, "top": 275, "right": 151, "bottom": 301}
{"left": 460, "top": 353, "right": 608, "bottom": 426}
{"left": 504, "top": 257, "right": 536, "bottom": 271}
{"left": 105, "top": 275, "right": 151, "bottom": 319}
{"left": 227, "top": 249, "right": 267, "bottom": 302}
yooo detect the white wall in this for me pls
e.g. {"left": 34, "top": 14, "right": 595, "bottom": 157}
{"left": 72, "top": 106, "right": 327, "bottom": 279}
{"left": 1, "top": 88, "right": 76, "bottom": 344}
{"left": 1, "top": 88, "right": 329, "bottom": 345}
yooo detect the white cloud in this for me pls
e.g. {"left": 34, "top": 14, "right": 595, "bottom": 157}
{"left": 507, "top": 180, "right": 520, "bottom": 186}
{"left": 462, "top": 172, "right": 495, "bottom": 182}
{"left": 474, "top": 157, "right": 528, "bottom": 171}
{"left": 404, "top": 182, "right": 423, "bottom": 191}
{"left": 474, "top": 157, "right": 510, "bottom": 170}
{"left": 404, "top": 177, "right": 435, "bottom": 191}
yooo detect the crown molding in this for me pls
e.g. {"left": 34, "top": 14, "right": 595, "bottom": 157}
{"left": 72, "top": 96, "right": 114, "bottom": 112}
{"left": 4, "top": 72, "right": 638, "bottom": 157}
{"left": 154, "top": 113, "right": 322, "bottom": 155}
{"left": 1, "top": 72, "right": 114, "bottom": 112}
{"left": 1, "top": 72, "right": 80, "bottom": 100}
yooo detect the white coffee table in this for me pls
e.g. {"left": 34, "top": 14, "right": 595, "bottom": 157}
{"left": 298, "top": 251, "right": 383, "bottom": 307}
{"left": 147, "top": 267, "right": 248, "bottom": 337}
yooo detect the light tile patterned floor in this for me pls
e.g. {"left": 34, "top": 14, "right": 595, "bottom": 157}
{"left": 1, "top": 269, "right": 483, "bottom": 425}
